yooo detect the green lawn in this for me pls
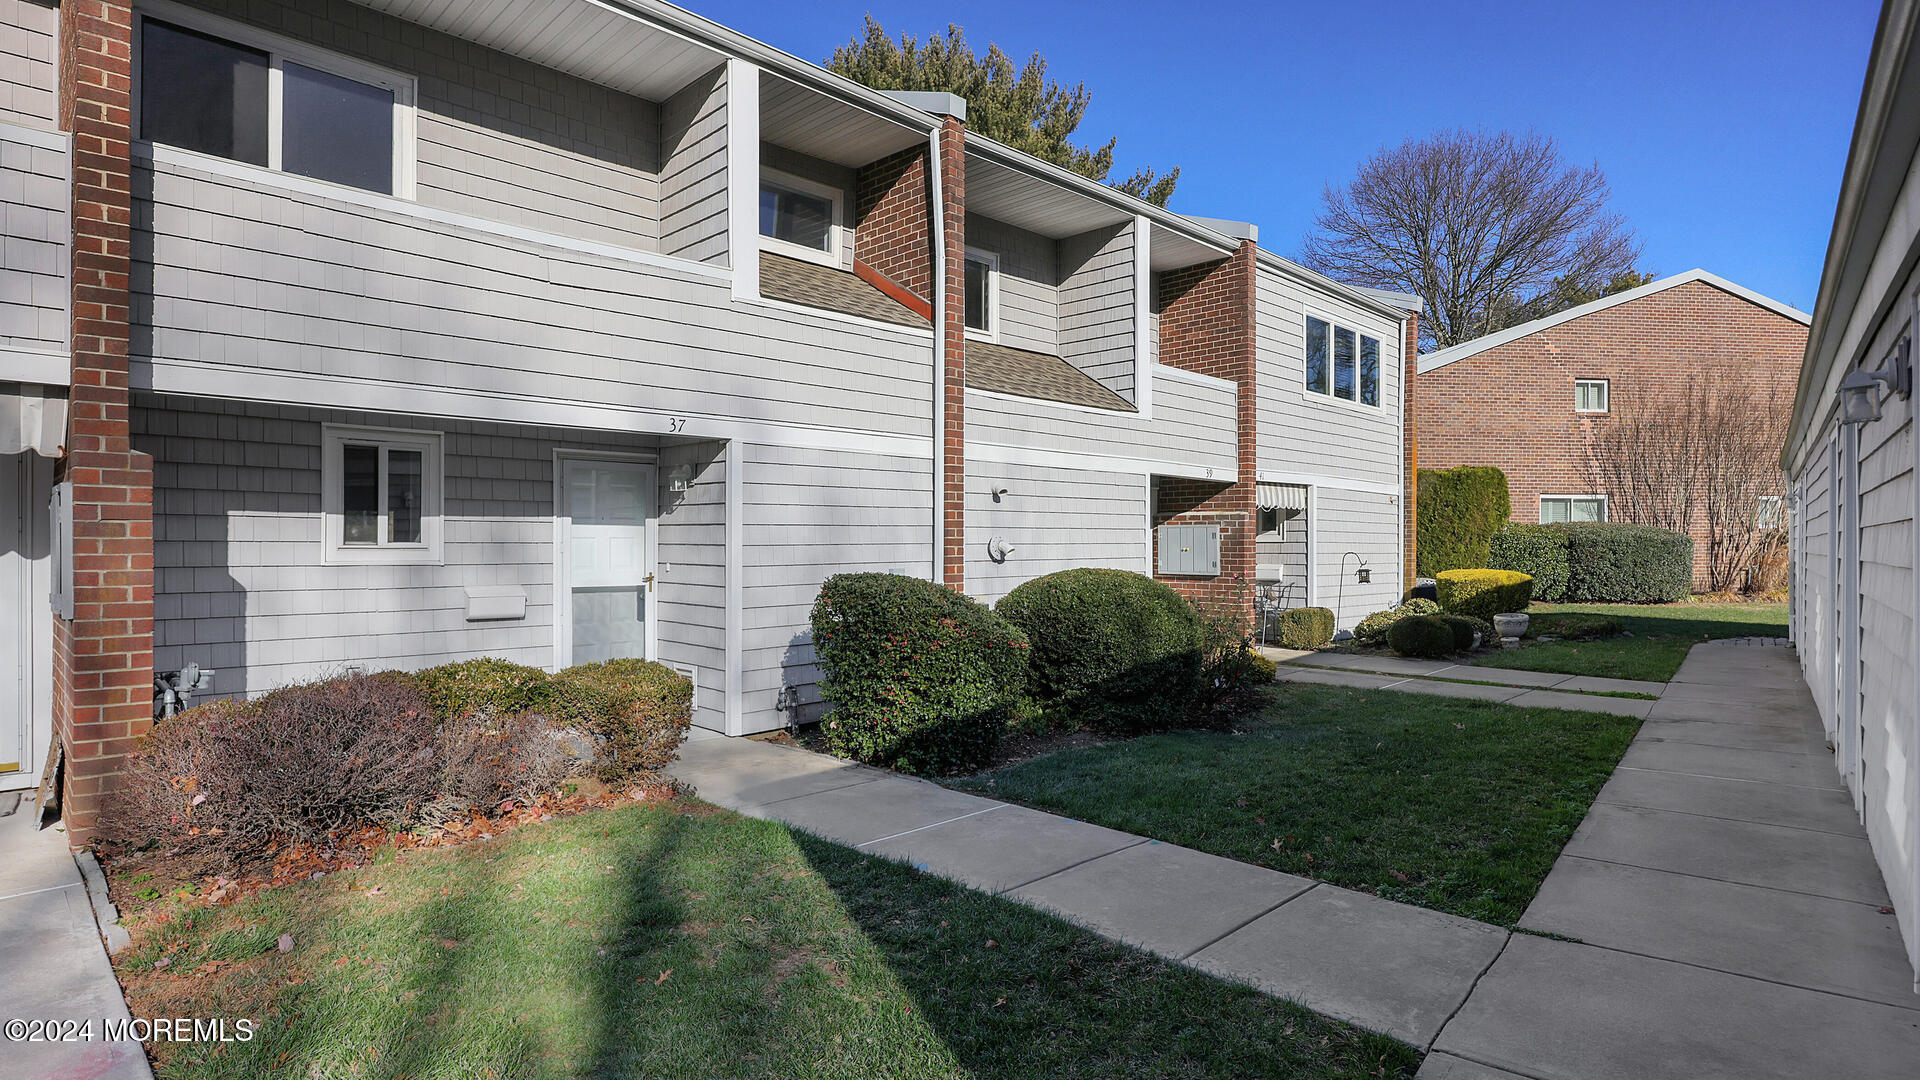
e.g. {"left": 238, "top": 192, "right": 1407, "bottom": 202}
{"left": 953, "top": 684, "right": 1641, "bottom": 926}
{"left": 1468, "top": 601, "right": 1787, "bottom": 682}
{"left": 117, "top": 800, "right": 1416, "bottom": 1080}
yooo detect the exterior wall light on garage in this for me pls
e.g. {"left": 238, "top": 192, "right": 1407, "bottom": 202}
{"left": 1838, "top": 338, "right": 1910, "bottom": 425}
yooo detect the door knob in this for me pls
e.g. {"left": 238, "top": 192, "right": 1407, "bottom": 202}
{"left": 644, "top": 573, "right": 655, "bottom": 591}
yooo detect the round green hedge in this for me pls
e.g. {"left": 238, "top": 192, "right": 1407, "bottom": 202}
{"left": 811, "top": 573, "right": 1029, "bottom": 775}
{"left": 1388, "top": 615, "right": 1458, "bottom": 659}
{"left": 1488, "top": 524, "right": 1571, "bottom": 601}
{"left": 1271, "top": 606, "right": 1335, "bottom": 649}
{"left": 1436, "top": 613, "right": 1493, "bottom": 652}
{"left": 1436, "top": 569, "right": 1534, "bottom": 621}
{"left": 1354, "top": 598, "right": 1440, "bottom": 643}
{"left": 996, "top": 568, "right": 1204, "bottom": 734}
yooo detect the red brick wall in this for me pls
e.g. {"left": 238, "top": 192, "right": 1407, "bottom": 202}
{"left": 55, "top": 0, "right": 151, "bottom": 849}
{"left": 1151, "top": 241, "right": 1259, "bottom": 627}
{"left": 1413, "top": 280, "right": 1807, "bottom": 585}
{"left": 936, "top": 118, "right": 966, "bottom": 589}
{"left": 855, "top": 145, "right": 932, "bottom": 305}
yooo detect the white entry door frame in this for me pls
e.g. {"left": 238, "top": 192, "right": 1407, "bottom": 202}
{"left": 552, "top": 451, "right": 658, "bottom": 670}
{"left": 1, "top": 452, "right": 54, "bottom": 791}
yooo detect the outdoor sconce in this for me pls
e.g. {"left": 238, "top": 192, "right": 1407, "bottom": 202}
{"left": 986, "top": 536, "right": 1016, "bottom": 563}
{"left": 1838, "top": 339, "right": 1910, "bottom": 426}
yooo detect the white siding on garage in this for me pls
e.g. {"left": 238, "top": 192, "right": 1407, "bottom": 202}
{"left": 1311, "top": 487, "right": 1404, "bottom": 628}
{"left": 966, "top": 463, "right": 1150, "bottom": 605}
{"left": 738, "top": 443, "right": 934, "bottom": 733}
{"left": 0, "top": 0, "right": 56, "bottom": 130}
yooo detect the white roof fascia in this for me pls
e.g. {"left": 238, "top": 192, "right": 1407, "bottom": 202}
{"left": 1417, "top": 269, "right": 1811, "bottom": 375}
{"left": 597, "top": 0, "right": 943, "bottom": 132}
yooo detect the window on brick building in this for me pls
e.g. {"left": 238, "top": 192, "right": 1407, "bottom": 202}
{"left": 1305, "top": 316, "right": 1381, "bottom": 406}
{"left": 760, "top": 169, "right": 844, "bottom": 266}
{"left": 964, "top": 249, "right": 999, "bottom": 337}
{"left": 1575, "top": 379, "right": 1610, "bottom": 413}
{"left": 1541, "top": 496, "right": 1607, "bottom": 523}
{"left": 136, "top": 8, "right": 414, "bottom": 197}
{"left": 322, "top": 425, "right": 443, "bottom": 564}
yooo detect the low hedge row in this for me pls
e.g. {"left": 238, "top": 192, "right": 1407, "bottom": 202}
{"left": 1269, "top": 606, "right": 1335, "bottom": 650}
{"left": 103, "top": 656, "right": 695, "bottom": 875}
{"left": 811, "top": 570, "right": 1274, "bottom": 773}
{"left": 1488, "top": 522, "right": 1693, "bottom": 602}
{"left": 1436, "top": 569, "right": 1534, "bottom": 621}
{"left": 1354, "top": 599, "right": 1440, "bottom": 643}
{"left": 1388, "top": 615, "right": 1458, "bottom": 659}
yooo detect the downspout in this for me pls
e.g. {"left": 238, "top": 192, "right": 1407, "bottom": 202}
{"left": 927, "top": 125, "right": 946, "bottom": 585}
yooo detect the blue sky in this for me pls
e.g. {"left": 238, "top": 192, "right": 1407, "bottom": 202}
{"left": 694, "top": 0, "right": 1878, "bottom": 311}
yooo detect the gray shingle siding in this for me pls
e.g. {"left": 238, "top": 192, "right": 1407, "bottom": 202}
{"left": 1059, "top": 222, "right": 1138, "bottom": 401}
{"left": 0, "top": 0, "right": 56, "bottom": 131}
{"left": 174, "top": 0, "right": 667, "bottom": 250}
{"left": 1, "top": 120, "right": 65, "bottom": 355}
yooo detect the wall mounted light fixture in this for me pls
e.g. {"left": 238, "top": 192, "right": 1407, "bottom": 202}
{"left": 1839, "top": 338, "right": 1910, "bottom": 426}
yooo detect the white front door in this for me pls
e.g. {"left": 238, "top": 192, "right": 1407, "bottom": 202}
{"left": 560, "top": 458, "right": 655, "bottom": 667}
{"left": 1, "top": 453, "right": 50, "bottom": 790}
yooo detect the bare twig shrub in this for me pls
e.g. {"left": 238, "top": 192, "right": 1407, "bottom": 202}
{"left": 1584, "top": 357, "right": 1788, "bottom": 593}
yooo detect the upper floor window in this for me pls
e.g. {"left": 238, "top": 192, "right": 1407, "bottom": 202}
{"left": 1541, "top": 495, "right": 1607, "bottom": 524}
{"left": 965, "top": 249, "right": 999, "bottom": 337}
{"left": 1575, "top": 379, "right": 1610, "bottom": 413}
{"left": 1305, "top": 315, "right": 1380, "bottom": 406}
{"left": 759, "top": 170, "right": 842, "bottom": 266}
{"left": 136, "top": 5, "right": 415, "bottom": 197}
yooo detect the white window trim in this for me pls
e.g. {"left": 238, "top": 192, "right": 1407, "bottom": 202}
{"left": 1575, "top": 378, "right": 1611, "bottom": 414}
{"left": 321, "top": 424, "right": 443, "bottom": 565}
{"left": 964, "top": 247, "right": 1001, "bottom": 342}
{"left": 757, "top": 167, "right": 844, "bottom": 267}
{"left": 1539, "top": 493, "right": 1609, "bottom": 524}
{"left": 134, "top": 0, "right": 418, "bottom": 199}
{"left": 1303, "top": 310, "right": 1384, "bottom": 411}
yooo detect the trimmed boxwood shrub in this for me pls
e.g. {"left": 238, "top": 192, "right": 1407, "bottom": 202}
{"left": 1389, "top": 615, "right": 1458, "bottom": 659}
{"left": 811, "top": 573, "right": 1029, "bottom": 775}
{"left": 1271, "top": 606, "right": 1335, "bottom": 649}
{"left": 545, "top": 659, "right": 694, "bottom": 778}
{"left": 1488, "top": 524, "right": 1571, "bottom": 602}
{"left": 1436, "top": 569, "right": 1534, "bottom": 621}
{"left": 1354, "top": 598, "right": 1440, "bottom": 643}
{"left": 410, "top": 656, "right": 693, "bottom": 780}
{"left": 1437, "top": 613, "right": 1493, "bottom": 652}
{"left": 1561, "top": 523, "right": 1693, "bottom": 602}
{"left": 996, "top": 568, "right": 1204, "bottom": 734}
{"left": 1417, "top": 466, "right": 1511, "bottom": 576}
{"left": 1354, "top": 598, "right": 1439, "bottom": 643}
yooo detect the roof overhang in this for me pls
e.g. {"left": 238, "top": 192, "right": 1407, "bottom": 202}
{"left": 345, "top": 0, "right": 942, "bottom": 133}
{"left": 1418, "top": 269, "right": 1811, "bottom": 376}
{"left": 1784, "top": 0, "right": 1920, "bottom": 470}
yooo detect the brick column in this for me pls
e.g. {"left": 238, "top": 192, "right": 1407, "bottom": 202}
{"left": 55, "top": 0, "right": 151, "bottom": 848}
{"left": 936, "top": 117, "right": 966, "bottom": 589}
{"left": 853, "top": 144, "right": 933, "bottom": 312}
{"left": 1151, "top": 241, "right": 1259, "bottom": 630}
{"left": 1403, "top": 310, "right": 1420, "bottom": 591}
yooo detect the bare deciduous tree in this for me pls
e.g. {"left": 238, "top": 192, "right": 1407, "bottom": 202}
{"left": 1300, "top": 129, "right": 1643, "bottom": 350}
{"left": 1584, "top": 359, "right": 1789, "bottom": 593}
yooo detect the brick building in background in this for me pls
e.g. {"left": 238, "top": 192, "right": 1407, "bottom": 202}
{"left": 1413, "top": 270, "right": 1810, "bottom": 587}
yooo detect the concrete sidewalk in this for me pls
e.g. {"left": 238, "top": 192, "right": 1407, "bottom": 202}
{"left": 670, "top": 736, "right": 1508, "bottom": 1048}
{"left": 0, "top": 794, "right": 150, "bottom": 1080}
{"left": 1268, "top": 650, "right": 1662, "bottom": 718}
{"left": 1423, "top": 638, "right": 1920, "bottom": 1079}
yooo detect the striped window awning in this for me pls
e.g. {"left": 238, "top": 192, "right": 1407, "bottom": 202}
{"left": 1256, "top": 482, "right": 1308, "bottom": 511}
